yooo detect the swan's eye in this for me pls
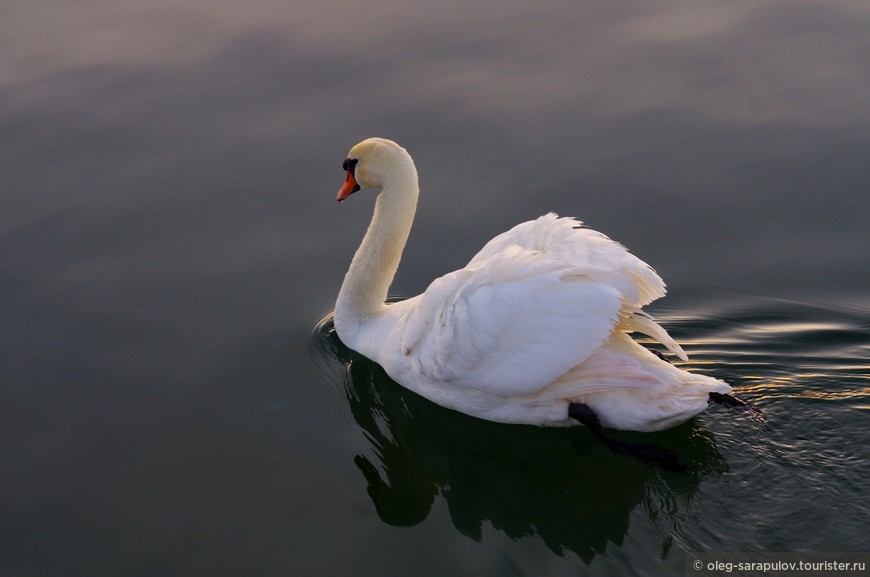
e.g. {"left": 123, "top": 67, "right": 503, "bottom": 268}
{"left": 343, "top": 158, "right": 358, "bottom": 174}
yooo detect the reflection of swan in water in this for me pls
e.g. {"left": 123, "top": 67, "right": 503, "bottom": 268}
{"left": 310, "top": 314, "right": 727, "bottom": 561}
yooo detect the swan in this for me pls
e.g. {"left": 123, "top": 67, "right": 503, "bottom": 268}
{"left": 333, "top": 137, "right": 742, "bottom": 463}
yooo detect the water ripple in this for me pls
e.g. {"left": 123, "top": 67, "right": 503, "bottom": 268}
{"left": 654, "top": 297, "right": 870, "bottom": 410}
{"left": 309, "top": 293, "right": 870, "bottom": 554}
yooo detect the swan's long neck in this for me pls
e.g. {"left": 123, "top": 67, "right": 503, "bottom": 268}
{"left": 335, "top": 157, "right": 418, "bottom": 342}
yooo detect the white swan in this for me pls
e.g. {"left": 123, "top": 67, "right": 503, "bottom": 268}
{"left": 334, "top": 137, "right": 733, "bottom": 435}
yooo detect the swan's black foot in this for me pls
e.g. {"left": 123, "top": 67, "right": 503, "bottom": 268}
{"left": 568, "top": 402, "right": 688, "bottom": 472}
{"left": 709, "top": 392, "right": 762, "bottom": 415}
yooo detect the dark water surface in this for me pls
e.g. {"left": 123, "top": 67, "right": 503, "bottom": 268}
{"left": 2, "top": 1, "right": 869, "bottom": 575}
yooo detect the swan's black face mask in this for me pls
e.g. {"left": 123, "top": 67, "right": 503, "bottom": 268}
{"left": 337, "top": 158, "right": 361, "bottom": 202}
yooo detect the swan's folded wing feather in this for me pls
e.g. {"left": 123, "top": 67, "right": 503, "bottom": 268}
{"left": 401, "top": 262, "right": 624, "bottom": 397}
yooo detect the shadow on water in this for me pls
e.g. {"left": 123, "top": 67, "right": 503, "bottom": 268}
{"left": 309, "top": 312, "right": 728, "bottom": 562}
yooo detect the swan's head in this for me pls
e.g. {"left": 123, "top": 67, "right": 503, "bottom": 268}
{"left": 337, "top": 138, "right": 414, "bottom": 202}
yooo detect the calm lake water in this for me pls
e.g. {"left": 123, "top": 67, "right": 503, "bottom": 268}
{"left": 2, "top": 1, "right": 869, "bottom": 575}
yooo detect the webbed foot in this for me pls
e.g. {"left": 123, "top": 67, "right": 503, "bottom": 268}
{"left": 568, "top": 402, "right": 688, "bottom": 472}
{"left": 709, "top": 392, "right": 762, "bottom": 415}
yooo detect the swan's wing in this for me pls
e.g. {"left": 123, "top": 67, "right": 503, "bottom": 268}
{"left": 467, "top": 213, "right": 667, "bottom": 308}
{"left": 399, "top": 214, "right": 678, "bottom": 397}
{"left": 401, "top": 266, "right": 623, "bottom": 396}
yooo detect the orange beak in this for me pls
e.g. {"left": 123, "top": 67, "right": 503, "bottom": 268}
{"left": 337, "top": 170, "right": 360, "bottom": 202}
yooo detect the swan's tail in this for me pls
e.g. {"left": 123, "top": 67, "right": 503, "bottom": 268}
{"left": 545, "top": 332, "right": 733, "bottom": 431}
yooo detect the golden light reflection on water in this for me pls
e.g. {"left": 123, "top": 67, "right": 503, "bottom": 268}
{"left": 740, "top": 321, "right": 855, "bottom": 336}
{"left": 738, "top": 378, "right": 870, "bottom": 403}
{"left": 643, "top": 309, "right": 870, "bottom": 410}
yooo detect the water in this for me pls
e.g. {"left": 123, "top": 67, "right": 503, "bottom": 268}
{"left": 2, "top": 1, "right": 869, "bottom": 575}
